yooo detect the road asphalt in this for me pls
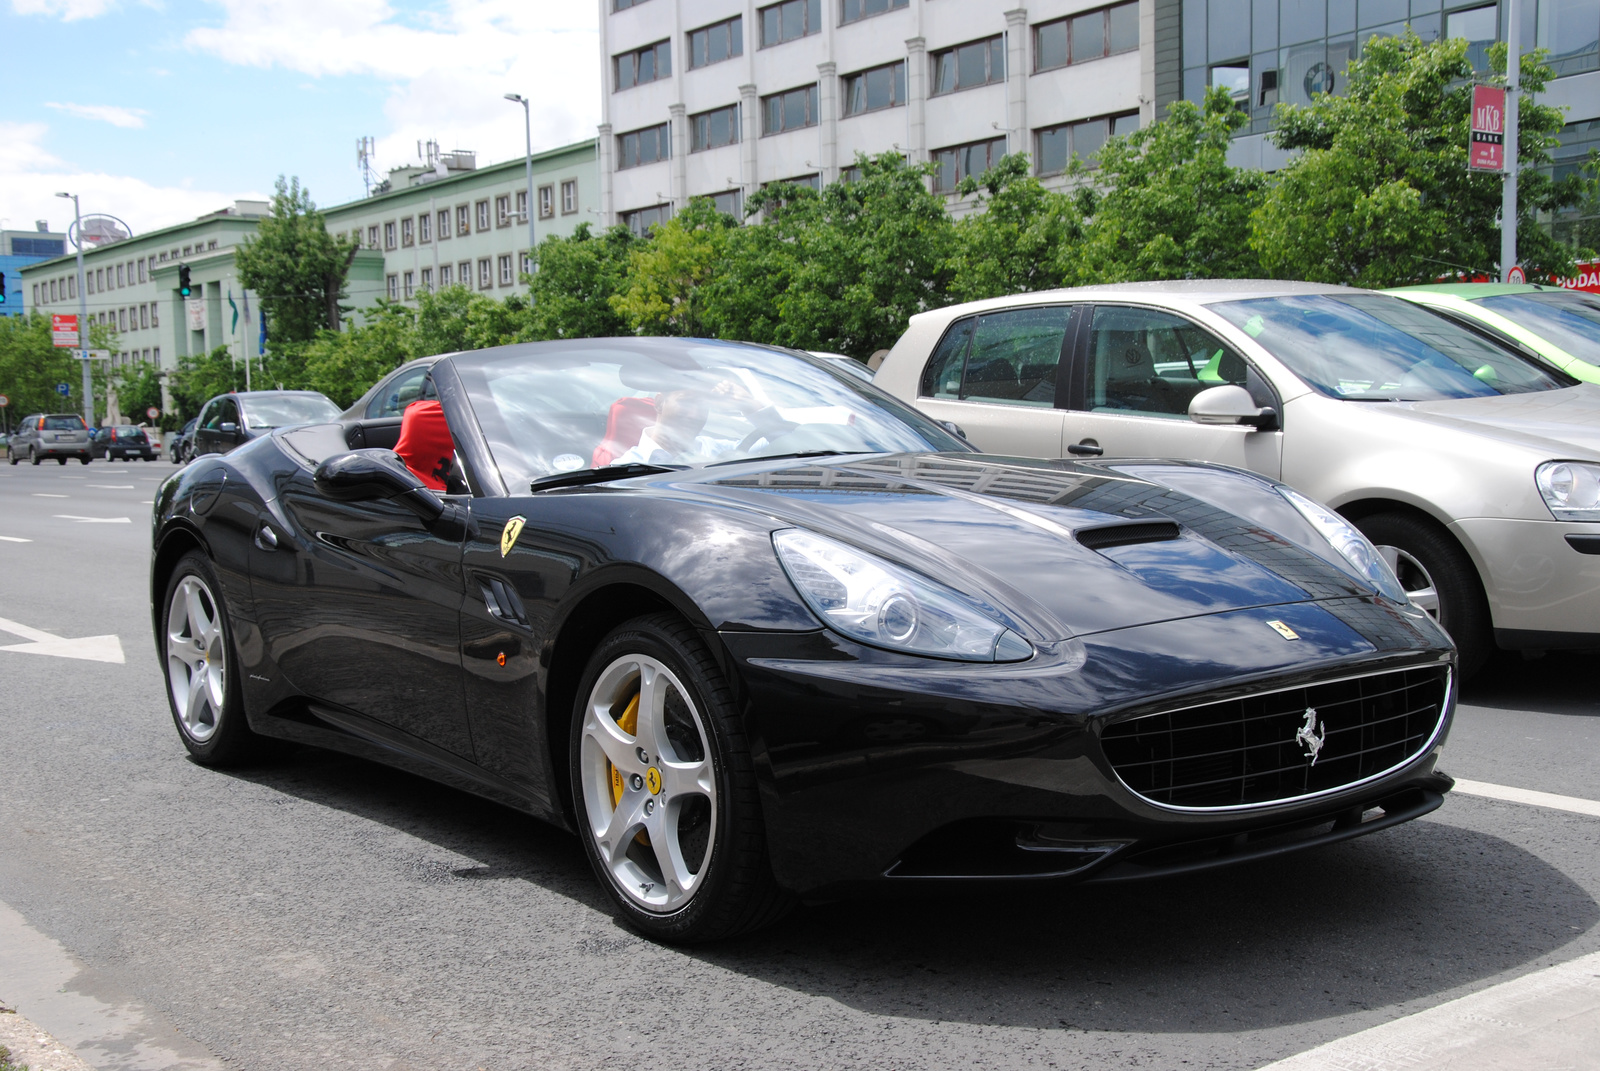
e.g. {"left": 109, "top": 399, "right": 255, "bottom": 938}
{"left": 1, "top": 459, "right": 1597, "bottom": 1070}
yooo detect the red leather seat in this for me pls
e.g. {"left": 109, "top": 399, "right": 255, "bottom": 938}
{"left": 394, "top": 400, "right": 454, "bottom": 491}
{"left": 592, "top": 397, "right": 656, "bottom": 468}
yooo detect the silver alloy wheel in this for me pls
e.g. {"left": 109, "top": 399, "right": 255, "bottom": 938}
{"left": 579, "top": 654, "right": 717, "bottom": 914}
{"left": 166, "top": 575, "right": 227, "bottom": 743}
{"left": 1376, "top": 544, "right": 1440, "bottom": 619}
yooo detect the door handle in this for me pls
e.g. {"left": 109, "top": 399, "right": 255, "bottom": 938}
{"left": 1068, "top": 441, "right": 1103, "bottom": 457}
{"left": 254, "top": 523, "right": 279, "bottom": 551}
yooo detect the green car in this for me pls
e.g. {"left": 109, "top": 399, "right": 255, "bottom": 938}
{"left": 1386, "top": 283, "right": 1600, "bottom": 385}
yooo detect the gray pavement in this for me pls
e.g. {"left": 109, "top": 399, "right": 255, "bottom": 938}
{"left": 0, "top": 459, "right": 1597, "bottom": 1070}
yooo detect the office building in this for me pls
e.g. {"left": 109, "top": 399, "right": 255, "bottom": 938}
{"left": 1, "top": 224, "right": 69, "bottom": 318}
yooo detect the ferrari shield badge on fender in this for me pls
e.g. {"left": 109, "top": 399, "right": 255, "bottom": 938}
{"left": 1266, "top": 619, "right": 1299, "bottom": 640}
{"left": 500, "top": 516, "right": 526, "bottom": 558}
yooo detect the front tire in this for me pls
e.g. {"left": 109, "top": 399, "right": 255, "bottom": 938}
{"left": 1354, "top": 511, "right": 1492, "bottom": 678}
{"left": 160, "top": 552, "right": 260, "bottom": 765}
{"left": 570, "top": 613, "right": 789, "bottom": 943}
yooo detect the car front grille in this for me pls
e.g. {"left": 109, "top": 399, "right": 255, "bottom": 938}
{"left": 1099, "top": 664, "right": 1450, "bottom": 810}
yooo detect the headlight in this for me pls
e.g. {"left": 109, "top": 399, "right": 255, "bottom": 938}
{"left": 1536, "top": 461, "right": 1600, "bottom": 522}
{"left": 1278, "top": 486, "right": 1409, "bottom": 604}
{"left": 772, "top": 529, "right": 1033, "bottom": 662}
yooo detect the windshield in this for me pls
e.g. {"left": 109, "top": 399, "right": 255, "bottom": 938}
{"left": 1210, "top": 294, "right": 1570, "bottom": 400}
{"left": 1475, "top": 292, "right": 1600, "bottom": 361}
{"left": 241, "top": 394, "right": 341, "bottom": 428}
{"left": 457, "top": 340, "right": 967, "bottom": 489}
{"left": 43, "top": 416, "right": 85, "bottom": 430}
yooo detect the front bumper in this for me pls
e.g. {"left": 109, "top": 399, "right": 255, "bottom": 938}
{"left": 1452, "top": 517, "right": 1600, "bottom": 641}
{"left": 724, "top": 596, "right": 1454, "bottom": 898}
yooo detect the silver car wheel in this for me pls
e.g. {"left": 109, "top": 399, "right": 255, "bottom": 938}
{"left": 1377, "top": 544, "right": 1440, "bottom": 618}
{"left": 579, "top": 654, "right": 717, "bottom": 915}
{"left": 166, "top": 575, "right": 227, "bottom": 743}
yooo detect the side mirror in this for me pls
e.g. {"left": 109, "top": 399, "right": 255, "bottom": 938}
{"left": 938, "top": 420, "right": 968, "bottom": 440}
{"left": 1188, "top": 385, "right": 1278, "bottom": 431}
{"left": 313, "top": 449, "right": 444, "bottom": 522}
{"left": 219, "top": 421, "right": 239, "bottom": 438}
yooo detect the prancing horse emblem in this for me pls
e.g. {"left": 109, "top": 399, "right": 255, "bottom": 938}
{"left": 500, "top": 515, "right": 526, "bottom": 558}
{"left": 1295, "top": 707, "right": 1327, "bottom": 765}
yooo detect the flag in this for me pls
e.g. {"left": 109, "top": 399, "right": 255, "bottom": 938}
{"left": 228, "top": 289, "right": 239, "bottom": 333}
{"left": 241, "top": 289, "right": 252, "bottom": 326}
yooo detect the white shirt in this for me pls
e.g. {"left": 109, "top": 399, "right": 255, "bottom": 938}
{"left": 614, "top": 426, "right": 740, "bottom": 466}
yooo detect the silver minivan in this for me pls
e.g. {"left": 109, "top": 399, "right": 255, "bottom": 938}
{"left": 9, "top": 413, "right": 92, "bottom": 465}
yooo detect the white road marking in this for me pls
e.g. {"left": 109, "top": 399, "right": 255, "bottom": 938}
{"left": 32, "top": 493, "right": 68, "bottom": 498}
{"left": 0, "top": 616, "right": 124, "bottom": 664}
{"left": 89, "top": 484, "right": 135, "bottom": 489}
{"left": 0, "top": 536, "right": 32, "bottom": 543}
{"left": 1255, "top": 949, "right": 1600, "bottom": 1070}
{"left": 1453, "top": 778, "right": 1600, "bottom": 818}
{"left": 52, "top": 515, "right": 131, "bottom": 524}
{"left": 58, "top": 475, "right": 84, "bottom": 479}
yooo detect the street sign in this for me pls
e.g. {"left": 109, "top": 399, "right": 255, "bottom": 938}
{"left": 146, "top": 407, "right": 160, "bottom": 420}
{"left": 1469, "top": 85, "right": 1506, "bottom": 172}
{"left": 51, "top": 313, "right": 80, "bottom": 348}
{"left": 0, "top": 394, "right": 9, "bottom": 408}
{"left": 56, "top": 383, "right": 70, "bottom": 396}
{"left": 1507, "top": 265, "right": 1526, "bottom": 284}
{"left": 80, "top": 349, "right": 111, "bottom": 361}
{"left": 1555, "top": 260, "right": 1600, "bottom": 294}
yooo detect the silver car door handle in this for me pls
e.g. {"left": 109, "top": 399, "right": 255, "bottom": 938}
{"left": 254, "top": 523, "right": 279, "bottom": 551}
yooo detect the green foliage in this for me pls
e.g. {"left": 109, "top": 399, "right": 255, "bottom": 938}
{"left": 300, "top": 301, "right": 417, "bottom": 408}
{"left": 1074, "top": 89, "right": 1267, "bottom": 283}
{"left": 168, "top": 346, "right": 241, "bottom": 419}
{"left": 0, "top": 312, "right": 111, "bottom": 421}
{"left": 237, "top": 176, "right": 359, "bottom": 343}
{"left": 525, "top": 223, "right": 638, "bottom": 340}
{"left": 114, "top": 360, "right": 166, "bottom": 425}
{"left": 1253, "top": 32, "right": 1584, "bottom": 285}
{"left": 948, "top": 153, "right": 1086, "bottom": 302}
{"left": 611, "top": 199, "right": 736, "bottom": 336}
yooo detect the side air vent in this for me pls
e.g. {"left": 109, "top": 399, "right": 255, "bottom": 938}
{"left": 1077, "top": 521, "right": 1181, "bottom": 551}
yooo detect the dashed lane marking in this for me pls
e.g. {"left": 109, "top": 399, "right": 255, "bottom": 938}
{"left": 1453, "top": 779, "right": 1600, "bottom": 818}
{"left": 31, "top": 493, "right": 68, "bottom": 498}
{"left": 0, "top": 536, "right": 32, "bottom": 543}
{"left": 89, "top": 484, "right": 135, "bottom": 489}
{"left": 52, "top": 515, "right": 131, "bottom": 524}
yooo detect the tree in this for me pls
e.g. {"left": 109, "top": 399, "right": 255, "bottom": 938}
{"left": 948, "top": 153, "right": 1086, "bottom": 302}
{"left": 525, "top": 223, "right": 638, "bottom": 340}
{"left": 1251, "top": 33, "right": 1585, "bottom": 286}
{"left": 299, "top": 301, "right": 418, "bottom": 408}
{"left": 0, "top": 312, "right": 112, "bottom": 422}
{"left": 611, "top": 198, "right": 737, "bottom": 336}
{"left": 236, "top": 176, "right": 358, "bottom": 343}
{"left": 168, "top": 346, "right": 242, "bottom": 420}
{"left": 114, "top": 360, "right": 166, "bottom": 426}
{"left": 1073, "top": 89, "right": 1266, "bottom": 284}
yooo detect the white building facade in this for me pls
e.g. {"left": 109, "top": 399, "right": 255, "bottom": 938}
{"left": 599, "top": 0, "right": 1157, "bottom": 229}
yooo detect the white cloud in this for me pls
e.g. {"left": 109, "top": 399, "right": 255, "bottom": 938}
{"left": 10, "top": 0, "right": 118, "bottom": 20}
{"left": 0, "top": 121, "right": 267, "bottom": 236}
{"left": 44, "top": 102, "right": 150, "bottom": 129}
{"left": 186, "top": 0, "right": 601, "bottom": 170}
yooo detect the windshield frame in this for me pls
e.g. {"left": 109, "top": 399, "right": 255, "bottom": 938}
{"left": 451, "top": 338, "right": 971, "bottom": 493}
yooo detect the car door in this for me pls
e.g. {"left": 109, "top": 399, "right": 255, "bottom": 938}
{"left": 192, "top": 397, "right": 228, "bottom": 456}
{"left": 913, "top": 305, "right": 1077, "bottom": 457}
{"left": 1060, "top": 304, "right": 1284, "bottom": 479}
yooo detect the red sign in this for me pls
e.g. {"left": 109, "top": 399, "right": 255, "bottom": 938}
{"left": 1555, "top": 260, "right": 1600, "bottom": 294}
{"left": 1469, "top": 85, "right": 1506, "bottom": 172}
{"left": 50, "top": 314, "right": 79, "bottom": 348}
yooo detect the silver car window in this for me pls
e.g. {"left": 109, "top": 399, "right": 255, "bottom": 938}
{"left": 1086, "top": 306, "right": 1249, "bottom": 419}
{"left": 963, "top": 307, "right": 1070, "bottom": 406}
{"left": 1211, "top": 294, "right": 1568, "bottom": 400}
{"left": 1476, "top": 292, "right": 1600, "bottom": 361}
{"left": 367, "top": 365, "right": 433, "bottom": 419}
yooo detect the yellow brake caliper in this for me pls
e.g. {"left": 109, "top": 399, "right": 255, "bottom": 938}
{"left": 607, "top": 692, "right": 651, "bottom": 847}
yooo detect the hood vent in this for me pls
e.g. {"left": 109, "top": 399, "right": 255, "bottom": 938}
{"left": 1076, "top": 521, "right": 1181, "bottom": 552}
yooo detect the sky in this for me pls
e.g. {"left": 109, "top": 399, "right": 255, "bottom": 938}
{"left": 2, "top": 0, "right": 602, "bottom": 239}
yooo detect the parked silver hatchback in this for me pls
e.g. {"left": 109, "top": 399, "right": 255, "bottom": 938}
{"left": 875, "top": 281, "right": 1600, "bottom": 675}
{"left": 8, "top": 413, "right": 92, "bottom": 466}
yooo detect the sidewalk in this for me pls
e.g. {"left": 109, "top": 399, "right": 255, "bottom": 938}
{"left": 0, "top": 1001, "right": 94, "bottom": 1071}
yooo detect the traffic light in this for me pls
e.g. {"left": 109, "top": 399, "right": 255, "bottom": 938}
{"left": 0, "top": 271, "right": 7, "bottom": 304}
{"left": 178, "top": 264, "right": 192, "bottom": 297}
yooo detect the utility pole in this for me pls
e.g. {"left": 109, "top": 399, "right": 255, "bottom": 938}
{"left": 505, "top": 93, "right": 536, "bottom": 281}
{"left": 56, "top": 191, "right": 92, "bottom": 426}
{"left": 1501, "top": 0, "right": 1520, "bottom": 282}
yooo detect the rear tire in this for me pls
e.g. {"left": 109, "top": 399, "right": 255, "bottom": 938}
{"left": 570, "top": 613, "right": 790, "bottom": 943}
{"left": 30, "top": 449, "right": 39, "bottom": 466}
{"left": 1354, "top": 511, "right": 1492, "bottom": 679}
{"left": 56, "top": 457, "right": 66, "bottom": 466}
{"left": 160, "top": 552, "right": 261, "bottom": 765}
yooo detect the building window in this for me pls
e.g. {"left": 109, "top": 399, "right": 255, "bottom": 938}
{"left": 116, "top": 263, "right": 125, "bottom": 287}
{"left": 367, "top": 225, "right": 379, "bottom": 248}
{"left": 118, "top": 308, "right": 128, "bottom": 332}
{"left": 619, "top": 122, "right": 672, "bottom": 168}
{"left": 841, "top": 0, "right": 906, "bottom": 24}
{"left": 496, "top": 194, "right": 511, "bottom": 227}
{"left": 387, "top": 274, "right": 399, "bottom": 300}
{"left": 498, "top": 254, "right": 513, "bottom": 286}
{"left": 384, "top": 221, "right": 397, "bottom": 249}
{"left": 614, "top": 0, "right": 650, "bottom": 10}
{"left": 932, "top": 35, "right": 1005, "bottom": 95}
{"left": 458, "top": 205, "right": 471, "bottom": 236}
{"left": 709, "top": 189, "right": 742, "bottom": 217}
{"left": 153, "top": 346, "right": 160, "bottom": 364}
{"left": 759, "top": 0, "right": 817, "bottom": 47}
{"left": 69, "top": 276, "right": 76, "bottom": 298}
{"left": 762, "top": 84, "right": 819, "bottom": 134}
{"left": 402, "top": 217, "right": 415, "bottom": 246}
{"left": 208, "top": 240, "right": 217, "bottom": 250}
{"left": 689, "top": 15, "right": 743, "bottom": 68}
{"left": 614, "top": 39, "right": 672, "bottom": 91}
{"left": 842, "top": 61, "right": 906, "bottom": 115}
{"left": 562, "top": 180, "right": 578, "bottom": 214}
{"left": 419, "top": 213, "right": 432, "bottom": 243}
{"left": 1035, "top": 2, "right": 1138, "bottom": 72}
{"left": 138, "top": 258, "right": 147, "bottom": 282}
{"left": 458, "top": 261, "right": 472, "bottom": 286}
{"left": 95, "top": 268, "right": 104, "bottom": 291}
{"left": 622, "top": 204, "right": 672, "bottom": 236}
{"left": 516, "top": 189, "right": 529, "bottom": 224}
{"left": 32, "top": 284, "right": 39, "bottom": 305}
{"left": 438, "top": 209, "right": 452, "bottom": 239}
{"left": 159, "top": 251, "right": 168, "bottom": 262}
{"left": 403, "top": 271, "right": 415, "bottom": 298}
{"left": 765, "top": 173, "right": 821, "bottom": 192}
{"left": 932, "top": 136, "right": 1008, "bottom": 192}
{"left": 182, "top": 245, "right": 192, "bottom": 256}
{"left": 1035, "top": 112, "right": 1138, "bottom": 174}
{"left": 478, "top": 258, "right": 492, "bottom": 289}
{"left": 140, "top": 304, "right": 149, "bottom": 329}
{"left": 519, "top": 251, "right": 533, "bottom": 275}
{"left": 420, "top": 267, "right": 433, "bottom": 292}
{"left": 476, "top": 200, "right": 491, "bottom": 231}
{"left": 539, "top": 185, "right": 556, "bottom": 219}
{"left": 151, "top": 303, "right": 158, "bottom": 328}
{"left": 439, "top": 263, "right": 452, "bottom": 287}
{"left": 691, "top": 104, "right": 740, "bottom": 151}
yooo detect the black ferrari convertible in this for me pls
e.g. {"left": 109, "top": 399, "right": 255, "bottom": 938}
{"left": 151, "top": 338, "right": 1456, "bottom": 942}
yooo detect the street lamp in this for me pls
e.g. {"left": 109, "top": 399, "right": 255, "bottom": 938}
{"left": 504, "top": 93, "right": 535, "bottom": 278}
{"left": 55, "top": 191, "right": 93, "bottom": 427}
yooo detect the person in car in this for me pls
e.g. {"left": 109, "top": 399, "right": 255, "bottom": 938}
{"left": 614, "top": 381, "right": 761, "bottom": 465}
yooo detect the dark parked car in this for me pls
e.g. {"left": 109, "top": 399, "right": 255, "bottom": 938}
{"left": 10, "top": 413, "right": 91, "bottom": 465}
{"left": 170, "top": 417, "right": 199, "bottom": 465}
{"left": 92, "top": 424, "right": 160, "bottom": 461}
{"left": 190, "top": 391, "right": 341, "bottom": 458}
{"left": 152, "top": 338, "right": 1456, "bottom": 943}
{"left": 340, "top": 357, "right": 442, "bottom": 420}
